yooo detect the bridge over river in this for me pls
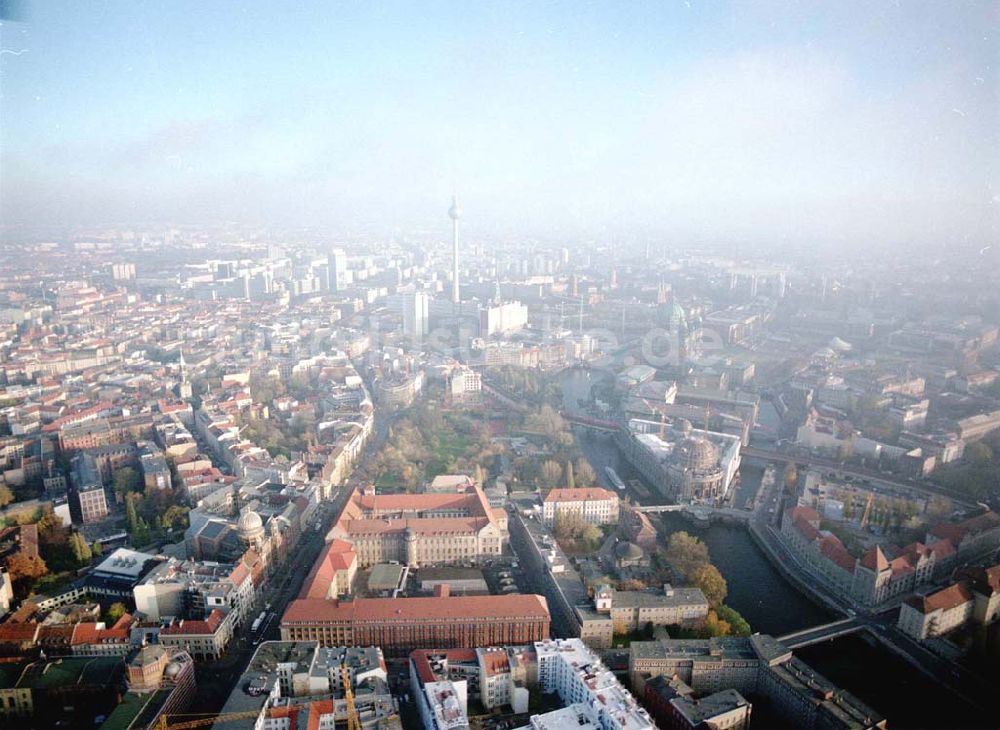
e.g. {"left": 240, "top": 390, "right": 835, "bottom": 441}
{"left": 776, "top": 617, "right": 866, "bottom": 649}
{"left": 635, "top": 503, "right": 752, "bottom": 524}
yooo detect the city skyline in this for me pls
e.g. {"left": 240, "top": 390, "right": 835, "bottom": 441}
{"left": 0, "top": 1, "right": 996, "bottom": 249}
{"left": 2, "top": 3, "right": 1000, "bottom": 727}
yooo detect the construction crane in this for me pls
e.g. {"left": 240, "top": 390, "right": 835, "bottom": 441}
{"left": 639, "top": 397, "right": 666, "bottom": 440}
{"left": 341, "top": 664, "right": 362, "bottom": 730}
{"left": 859, "top": 492, "right": 875, "bottom": 530}
{"left": 156, "top": 710, "right": 264, "bottom": 730}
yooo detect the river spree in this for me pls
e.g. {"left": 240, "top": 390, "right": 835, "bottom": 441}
{"left": 561, "top": 369, "right": 831, "bottom": 634}
{"left": 559, "top": 369, "right": 985, "bottom": 727}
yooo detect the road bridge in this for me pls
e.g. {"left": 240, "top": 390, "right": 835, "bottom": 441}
{"left": 481, "top": 382, "right": 531, "bottom": 413}
{"left": 560, "top": 412, "right": 622, "bottom": 433}
{"left": 777, "top": 617, "right": 865, "bottom": 649}
{"left": 635, "top": 504, "right": 752, "bottom": 524}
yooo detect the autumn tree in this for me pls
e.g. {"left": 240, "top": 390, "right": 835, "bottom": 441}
{"left": 525, "top": 405, "right": 566, "bottom": 440}
{"left": 106, "top": 602, "right": 128, "bottom": 624}
{"left": 126, "top": 494, "right": 139, "bottom": 532}
{"left": 126, "top": 494, "right": 150, "bottom": 546}
{"left": 704, "top": 609, "right": 732, "bottom": 637}
{"left": 783, "top": 463, "right": 799, "bottom": 493}
{"left": 6, "top": 552, "right": 48, "bottom": 583}
{"left": 69, "top": 532, "right": 92, "bottom": 565}
{"left": 566, "top": 461, "right": 575, "bottom": 489}
{"left": 665, "top": 531, "right": 710, "bottom": 580}
{"left": 575, "top": 459, "right": 597, "bottom": 487}
{"left": 579, "top": 524, "right": 603, "bottom": 551}
{"left": 716, "top": 605, "right": 752, "bottom": 636}
{"left": 162, "top": 505, "right": 190, "bottom": 531}
{"left": 691, "top": 564, "right": 728, "bottom": 607}
{"left": 113, "top": 467, "right": 142, "bottom": 502}
{"left": 250, "top": 375, "right": 286, "bottom": 406}
{"left": 0, "top": 484, "right": 14, "bottom": 508}
{"left": 540, "top": 460, "right": 563, "bottom": 486}
{"left": 553, "top": 510, "right": 586, "bottom": 541}
{"left": 617, "top": 578, "right": 647, "bottom": 591}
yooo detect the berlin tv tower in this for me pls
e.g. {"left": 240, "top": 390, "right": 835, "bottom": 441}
{"left": 449, "top": 195, "right": 461, "bottom": 304}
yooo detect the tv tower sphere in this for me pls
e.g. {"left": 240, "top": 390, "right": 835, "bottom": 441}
{"left": 448, "top": 196, "right": 461, "bottom": 220}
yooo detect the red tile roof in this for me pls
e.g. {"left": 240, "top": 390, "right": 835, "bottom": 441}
{"left": 161, "top": 608, "right": 226, "bottom": 635}
{"left": 300, "top": 539, "right": 357, "bottom": 599}
{"left": 282, "top": 594, "right": 549, "bottom": 625}
{"left": 71, "top": 622, "right": 100, "bottom": 646}
{"left": 785, "top": 506, "right": 821, "bottom": 525}
{"left": 968, "top": 564, "right": 1000, "bottom": 596}
{"left": 341, "top": 517, "right": 488, "bottom": 536}
{"left": 906, "top": 582, "right": 974, "bottom": 615}
{"left": 791, "top": 516, "right": 820, "bottom": 542}
{"left": 305, "top": 699, "right": 334, "bottom": 730}
{"left": 888, "top": 555, "right": 915, "bottom": 578}
{"left": 859, "top": 545, "right": 889, "bottom": 572}
{"left": 930, "top": 511, "right": 1000, "bottom": 543}
{"left": 36, "top": 625, "right": 74, "bottom": 647}
{"left": 544, "top": 488, "right": 618, "bottom": 503}
{"left": 409, "top": 648, "right": 480, "bottom": 684}
{"left": 819, "top": 537, "right": 856, "bottom": 572}
{"left": 0, "top": 623, "right": 40, "bottom": 644}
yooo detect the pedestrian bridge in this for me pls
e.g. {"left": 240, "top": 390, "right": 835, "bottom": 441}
{"left": 777, "top": 617, "right": 865, "bottom": 649}
{"left": 560, "top": 412, "right": 622, "bottom": 432}
{"left": 635, "top": 504, "right": 752, "bottom": 523}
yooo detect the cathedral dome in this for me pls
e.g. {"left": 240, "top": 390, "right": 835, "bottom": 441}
{"left": 673, "top": 437, "right": 719, "bottom": 473}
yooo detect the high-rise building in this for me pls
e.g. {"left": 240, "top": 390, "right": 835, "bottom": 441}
{"left": 111, "top": 262, "right": 136, "bottom": 281}
{"left": 327, "top": 248, "right": 347, "bottom": 293}
{"left": 72, "top": 453, "right": 109, "bottom": 524}
{"left": 449, "top": 196, "right": 461, "bottom": 303}
{"left": 403, "top": 291, "right": 430, "bottom": 342}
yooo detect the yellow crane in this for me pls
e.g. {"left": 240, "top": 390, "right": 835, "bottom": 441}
{"left": 341, "top": 664, "right": 361, "bottom": 730}
{"left": 860, "top": 492, "right": 875, "bottom": 530}
{"left": 156, "top": 710, "right": 264, "bottom": 730}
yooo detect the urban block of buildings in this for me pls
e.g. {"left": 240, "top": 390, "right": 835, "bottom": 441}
{"left": 212, "top": 640, "right": 396, "bottom": 729}
{"left": 897, "top": 563, "right": 1000, "bottom": 640}
{"left": 780, "top": 505, "right": 1000, "bottom": 607}
{"left": 629, "top": 634, "right": 886, "bottom": 730}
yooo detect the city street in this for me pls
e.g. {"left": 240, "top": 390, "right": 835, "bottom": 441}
{"left": 185, "top": 401, "right": 397, "bottom": 713}
{"left": 190, "top": 514, "right": 332, "bottom": 712}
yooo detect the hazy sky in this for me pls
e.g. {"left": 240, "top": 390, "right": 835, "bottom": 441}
{"left": 1, "top": 1, "right": 996, "bottom": 247}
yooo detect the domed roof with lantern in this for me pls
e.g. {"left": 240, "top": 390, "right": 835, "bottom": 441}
{"left": 237, "top": 509, "right": 264, "bottom": 541}
{"left": 672, "top": 436, "right": 720, "bottom": 473}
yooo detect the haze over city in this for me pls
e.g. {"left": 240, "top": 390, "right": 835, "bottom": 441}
{"left": 2, "top": 1, "right": 997, "bottom": 249}
{"left": 1, "top": 3, "right": 1000, "bottom": 730}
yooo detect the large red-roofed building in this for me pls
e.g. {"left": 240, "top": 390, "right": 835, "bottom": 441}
{"left": 329, "top": 484, "right": 506, "bottom": 568}
{"left": 280, "top": 593, "right": 549, "bottom": 656}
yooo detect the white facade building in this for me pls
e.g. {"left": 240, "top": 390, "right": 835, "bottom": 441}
{"left": 542, "top": 488, "right": 620, "bottom": 528}
{"left": 403, "top": 291, "right": 430, "bottom": 342}
{"left": 535, "top": 639, "right": 654, "bottom": 730}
